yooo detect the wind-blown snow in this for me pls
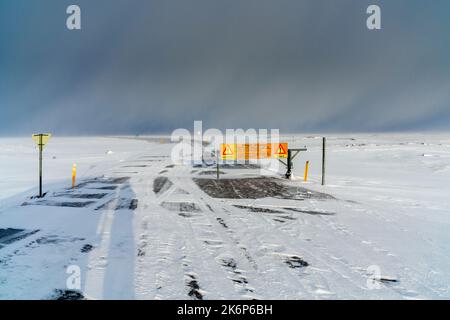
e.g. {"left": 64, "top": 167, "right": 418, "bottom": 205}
{"left": 0, "top": 134, "right": 449, "bottom": 299}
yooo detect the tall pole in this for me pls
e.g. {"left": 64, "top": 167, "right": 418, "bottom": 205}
{"left": 321, "top": 137, "right": 326, "bottom": 186}
{"left": 39, "top": 135, "right": 43, "bottom": 197}
{"left": 285, "top": 149, "right": 292, "bottom": 179}
{"left": 216, "top": 149, "right": 220, "bottom": 180}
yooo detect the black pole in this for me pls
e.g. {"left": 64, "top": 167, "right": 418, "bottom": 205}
{"left": 322, "top": 137, "right": 326, "bottom": 186}
{"left": 285, "top": 149, "right": 292, "bottom": 179}
{"left": 39, "top": 135, "right": 43, "bottom": 197}
{"left": 216, "top": 150, "right": 220, "bottom": 180}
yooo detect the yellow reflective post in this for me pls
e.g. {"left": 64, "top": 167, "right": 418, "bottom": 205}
{"left": 72, "top": 163, "right": 77, "bottom": 188}
{"left": 304, "top": 161, "right": 310, "bottom": 182}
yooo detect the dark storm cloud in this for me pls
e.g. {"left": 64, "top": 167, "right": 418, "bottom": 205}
{"left": 0, "top": 0, "right": 449, "bottom": 135}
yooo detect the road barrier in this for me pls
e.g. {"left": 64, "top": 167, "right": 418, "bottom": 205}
{"left": 220, "top": 143, "right": 288, "bottom": 161}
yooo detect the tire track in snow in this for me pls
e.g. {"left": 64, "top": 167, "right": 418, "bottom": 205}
{"left": 179, "top": 176, "right": 318, "bottom": 299}
{"left": 168, "top": 176, "right": 260, "bottom": 298}
{"left": 186, "top": 175, "right": 388, "bottom": 299}
{"left": 138, "top": 171, "right": 242, "bottom": 299}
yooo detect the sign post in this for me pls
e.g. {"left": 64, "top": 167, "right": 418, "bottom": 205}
{"left": 216, "top": 149, "right": 220, "bottom": 180}
{"left": 32, "top": 133, "right": 51, "bottom": 197}
{"left": 322, "top": 137, "right": 326, "bottom": 186}
{"left": 283, "top": 148, "right": 307, "bottom": 179}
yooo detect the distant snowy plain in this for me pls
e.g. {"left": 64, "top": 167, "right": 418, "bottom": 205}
{"left": 0, "top": 134, "right": 449, "bottom": 299}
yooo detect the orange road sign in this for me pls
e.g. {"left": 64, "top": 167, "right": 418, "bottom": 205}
{"left": 273, "top": 143, "right": 288, "bottom": 158}
{"left": 221, "top": 144, "right": 236, "bottom": 160}
{"left": 258, "top": 143, "right": 271, "bottom": 159}
{"left": 220, "top": 143, "right": 288, "bottom": 160}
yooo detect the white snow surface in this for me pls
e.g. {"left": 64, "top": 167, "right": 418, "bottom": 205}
{"left": 0, "top": 134, "right": 450, "bottom": 300}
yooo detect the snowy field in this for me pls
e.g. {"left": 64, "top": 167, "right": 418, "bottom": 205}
{"left": 0, "top": 134, "right": 450, "bottom": 299}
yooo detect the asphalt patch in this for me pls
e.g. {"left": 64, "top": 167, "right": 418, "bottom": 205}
{"left": 161, "top": 201, "right": 202, "bottom": 213}
{"left": 275, "top": 215, "right": 296, "bottom": 221}
{"left": 93, "top": 186, "right": 118, "bottom": 191}
{"left": 81, "top": 244, "right": 93, "bottom": 253}
{"left": 0, "top": 228, "right": 40, "bottom": 248}
{"left": 378, "top": 277, "right": 399, "bottom": 284}
{"left": 35, "top": 235, "right": 85, "bottom": 245}
{"left": 284, "top": 208, "right": 335, "bottom": 215}
{"left": 186, "top": 274, "right": 203, "bottom": 300}
{"left": 22, "top": 200, "right": 95, "bottom": 208}
{"left": 233, "top": 205, "right": 283, "bottom": 213}
{"left": 55, "top": 193, "right": 108, "bottom": 199}
{"left": 76, "top": 176, "right": 130, "bottom": 188}
{"left": 216, "top": 217, "right": 228, "bottom": 229}
{"left": 285, "top": 255, "right": 309, "bottom": 269}
{"left": 95, "top": 198, "right": 138, "bottom": 211}
{"left": 194, "top": 177, "right": 334, "bottom": 200}
{"left": 221, "top": 257, "right": 251, "bottom": 288}
{"left": 222, "top": 257, "right": 237, "bottom": 270}
{"left": 107, "top": 177, "right": 131, "bottom": 184}
{"left": 153, "top": 176, "right": 173, "bottom": 195}
{"left": 198, "top": 170, "right": 226, "bottom": 176}
{"left": 51, "top": 289, "right": 84, "bottom": 300}
{"left": 178, "top": 212, "right": 198, "bottom": 218}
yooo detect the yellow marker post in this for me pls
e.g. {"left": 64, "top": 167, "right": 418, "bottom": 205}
{"left": 72, "top": 164, "right": 77, "bottom": 188}
{"left": 304, "top": 161, "right": 310, "bottom": 182}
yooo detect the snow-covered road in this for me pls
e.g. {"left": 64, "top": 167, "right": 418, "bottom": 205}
{"left": 1, "top": 134, "right": 449, "bottom": 299}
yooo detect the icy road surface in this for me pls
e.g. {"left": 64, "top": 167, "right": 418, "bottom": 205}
{"left": 0, "top": 134, "right": 450, "bottom": 299}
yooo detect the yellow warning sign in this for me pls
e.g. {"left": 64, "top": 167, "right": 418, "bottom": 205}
{"left": 221, "top": 144, "right": 236, "bottom": 160}
{"left": 220, "top": 143, "right": 288, "bottom": 160}
{"left": 273, "top": 143, "right": 288, "bottom": 158}
{"left": 32, "top": 133, "right": 51, "bottom": 149}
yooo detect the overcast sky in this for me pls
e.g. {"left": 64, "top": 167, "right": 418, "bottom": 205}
{"left": 0, "top": 0, "right": 449, "bottom": 135}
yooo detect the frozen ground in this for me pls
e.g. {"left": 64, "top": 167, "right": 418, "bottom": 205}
{"left": 0, "top": 134, "right": 450, "bottom": 299}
